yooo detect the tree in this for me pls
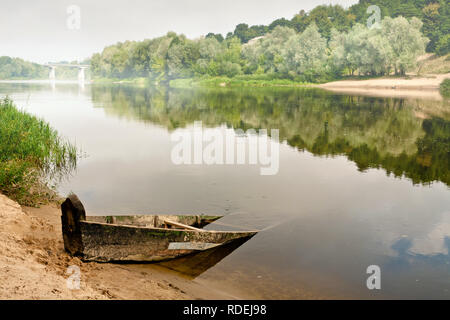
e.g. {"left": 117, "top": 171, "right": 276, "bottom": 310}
{"left": 436, "top": 34, "right": 450, "bottom": 56}
{"left": 0, "top": 56, "right": 48, "bottom": 79}
{"left": 233, "top": 24, "right": 250, "bottom": 43}
{"left": 88, "top": 4, "right": 434, "bottom": 82}
{"left": 206, "top": 33, "right": 224, "bottom": 42}
{"left": 292, "top": 5, "right": 354, "bottom": 39}
{"left": 331, "top": 23, "right": 393, "bottom": 76}
{"left": 90, "top": 53, "right": 103, "bottom": 76}
{"left": 281, "top": 23, "right": 328, "bottom": 79}
{"left": 422, "top": 3, "right": 442, "bottom": 52}
{"left": 129, "top": 40, "right": 153, "bottom": 77}
{"left": 330, "top": 17, "right": 428, "bottom": 76}
{"left": 196, "top": 37, "right": 223, "bottom": 75}
{"left": 242, "top": 26, "right": 295, "bottom": 74}
{"left": 268, "top": 18, "right": 293, "bottom": 31}
{"left": 381, "top": 16, "right": 428, "bottom": 75}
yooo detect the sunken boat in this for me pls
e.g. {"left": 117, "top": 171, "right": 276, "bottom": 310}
{"left": 61, "top": 194, "right": 258, "bottom": 262}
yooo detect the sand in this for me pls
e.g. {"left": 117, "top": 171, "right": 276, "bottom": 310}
{"left": 0, "top": 193, "right": 239, "bottom": 300}
{"left": 319, "top": 73, "right": 450, "bottom": 100}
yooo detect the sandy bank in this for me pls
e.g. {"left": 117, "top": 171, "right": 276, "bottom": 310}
{"left": 0, "top": 193, "right": 240, "bottom": 300}
{"left": 319, "top": 73, "right": 450, "bottom": 100}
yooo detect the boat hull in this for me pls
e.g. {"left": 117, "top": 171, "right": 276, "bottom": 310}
{"left": 80, "top": 221, "right": 256, "bottom": 262}
{"left": 61, "top": 194, "right": 257, "bottom": 262}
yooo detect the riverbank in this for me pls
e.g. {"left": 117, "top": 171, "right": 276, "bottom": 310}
{"left": 318, "top": 73, "right": 450, "bottom": 100}
{"left": 0, "top": 192, "right": 244, "bottom": 299}
{"left": 0, "top": 98, "right": 77, "bottom": 206}
{"left": 169, "top": 76, "right": 315, "bottom": 88}
{"left": 92, "top": 76, "right": 315, "bottom": 88}
{"left": 92, "top": 73, "right": 450, "bottom": 99}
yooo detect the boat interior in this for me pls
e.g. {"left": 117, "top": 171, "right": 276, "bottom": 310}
{"left": 85, "top": 214, "right": 222, "bottom": 231}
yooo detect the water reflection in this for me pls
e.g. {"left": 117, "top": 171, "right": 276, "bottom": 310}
{"left": 91, "top": 85, "right": 450, "bottom": 187}
{"left": 158, "top": 237, "right": 254, "bottom": 279}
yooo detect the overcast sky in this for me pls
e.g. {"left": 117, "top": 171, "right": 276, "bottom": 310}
{"left": 0, "top": 0, "right": 357, "bottom": 64}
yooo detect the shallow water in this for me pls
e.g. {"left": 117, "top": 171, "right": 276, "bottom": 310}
{"left": 1, "top": 81, "right": 449, "bottom": 299}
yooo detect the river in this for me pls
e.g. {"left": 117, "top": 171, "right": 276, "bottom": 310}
{"left": 1, "top": 81, "right": 449, "bottom": 299}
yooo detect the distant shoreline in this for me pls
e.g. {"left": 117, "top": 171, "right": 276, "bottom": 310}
{"left": 168, "top": 74, "right": 450, "bottom": 100}
{"left": 3, "top": 73, "right": 449, "bottom": 100}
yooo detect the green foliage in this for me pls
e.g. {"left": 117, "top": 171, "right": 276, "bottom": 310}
{"left": 242, "top": 26, "right": 296, "bottom": 75}
{"left": 0, "top": 56, "right": 47, "bottom": 79}
{"left": 349, "top": 0, "right": 449, "bottom": 54}
{"left": 440, "top": 79, "right": 450, "bottom": 97}
{"left": 381, "top": 16, "right": 428, "bottom": 75}
{"left": 0, "top": 98, "right": 77, "bottom": 204}
{"left": 90, "top": 6, "right": 433, "bottom": 82}
{"left": 291, "top": 5, "right": 355, "bottom": 39}
{"left": 0, "top": 56, "right": 90, "bottom": 80}
{"left": 232, "top": 24, "right": 268, "bottom": 43}
{"left": 282, "top": 23, "right": 328, "bottom": 79}
{"left": 169, "top": 75, "right": 313, "bottom": 88}
{"left": 436, "top": 34, "right": 450, "bottom": 56}
{"left": 205, "top": 33, "right": 224, "bottom": 42}
{"left": 331, "top": 17, "right": 428, "bottom": 76}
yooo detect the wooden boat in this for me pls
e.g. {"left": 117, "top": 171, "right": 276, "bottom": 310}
{"left": 61, "top": 194, "right": 258, "bottom": 262}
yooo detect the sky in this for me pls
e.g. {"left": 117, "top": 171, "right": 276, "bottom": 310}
{"left": 0, "top": 0, "right": 357, "bottom": 64}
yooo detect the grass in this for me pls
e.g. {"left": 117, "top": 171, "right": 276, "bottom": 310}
{"left": 440, "top": 78, "right": 450, "bottom": 98}
{"left": 416, "top": 53, "right": 450, "bottom": 75}
{"left": 169, "top": 75, "right": 315, "bottom": 88}
{"left": 92, "top": 77, "right": 151, "bottom": 86}
{"left": 0, "top": 97, "right": 78, "bottom": 205}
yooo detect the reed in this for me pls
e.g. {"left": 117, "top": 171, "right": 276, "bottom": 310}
{"left": 0, "top": 97, "right": 77, "bottom": 205}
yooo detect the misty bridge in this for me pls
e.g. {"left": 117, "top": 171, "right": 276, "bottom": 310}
{"left": 43, "top": 63, "right": 90, "bottom": 82}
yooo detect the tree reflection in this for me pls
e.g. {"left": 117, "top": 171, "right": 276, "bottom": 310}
{"left": 91, "top": 85, "right": 450, "bottom": 186}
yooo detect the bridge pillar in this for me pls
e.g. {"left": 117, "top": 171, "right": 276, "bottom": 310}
{"left": 49, "top": 66, "right": 56, "bottom": 80}
{"left": 78, "top": 67, "right": 86, "bottom": 83}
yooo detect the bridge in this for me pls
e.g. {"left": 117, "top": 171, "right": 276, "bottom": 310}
{"left": 43, "top": 63, "right": 90, "bottom": 82}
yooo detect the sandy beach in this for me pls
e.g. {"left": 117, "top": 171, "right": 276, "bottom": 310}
{"left": 319, "top": 73, "right": 450, "bottom": 100}
{"left": 0, "top": 193, "right": 242, "bottom": 300}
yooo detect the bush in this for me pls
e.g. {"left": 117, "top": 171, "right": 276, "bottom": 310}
{"left": 0, "top": 97, "right": 77, "bottom": 204}
{"left": 436, "top": 35, "right": 450, "bottom": 56}
{"left": 440, "top": 79, "right": 450, "bottom": 98}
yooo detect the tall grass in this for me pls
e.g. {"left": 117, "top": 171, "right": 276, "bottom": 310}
{"left": 0, "top": 97, "right": 77, "bottom": 205}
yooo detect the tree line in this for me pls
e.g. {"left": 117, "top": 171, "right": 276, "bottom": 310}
{"left": 0, "top": 57, "right": 91, "bottom": 80}
{"left": 91, "top": 15, "right": 429, "bottom": 82}
{"left": 228, "top": 1, "right": 448, "bottom": 55}
{"left": 90, "top": 1, "right": 449, "bottom": 83}
{"left": 0, "top": 56, "right": 47, "bottom": 79}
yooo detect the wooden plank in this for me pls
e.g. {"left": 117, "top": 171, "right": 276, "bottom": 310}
{"left": 168, "top": 242, "right": 221, "bottom": 250}
{"left": 163, "top": 219, "right": 205, "bottom": 232}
